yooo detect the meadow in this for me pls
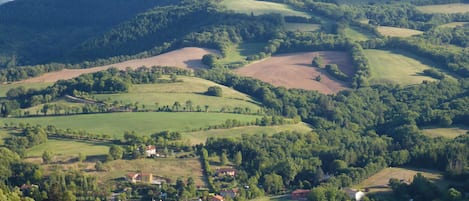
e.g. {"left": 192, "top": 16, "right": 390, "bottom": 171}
{"left": 353, "top": 167, "right": 446, "bottom": 193}
{"left": 364, "top": 49, "right": 439, "bottom": 85}
{"left": 0, "top": 82, "right": 51, "bottom": 97}
{"left": 26, "top": 139, "right": 110, "bottom": 157}
{"left": 250, "top": 195, "right": 295, "bottom": 201}
{"left": 421, "top": 126, "right": 468, "bottom": 139}
{"left": 344, "top": 27, "right": 374, "bottom": 41}
{"left": 417, "top": 3, "right": 469, "bottom": 14}
{"left": 185, "top": 123, "right": 312, "bottom": 144}
{"left": 216, "top": 43, "right": 266, "bottom": 67}
{"left": 284, "top": 23, "right": 321, "bottom": 32}
{"left": 94, "top": 76, "right": 261, "bottom": 112}
{"left": 220, "top": 0, "right": 310, "bottom": 17}
{"left": 377, "top": 26, "right": 423, "bottom": 37}
{"left": 439, "top": 22, "right": 468, "bottom": 28}
{"left": 5, "top": 112, "right": 261, "bottom": 138}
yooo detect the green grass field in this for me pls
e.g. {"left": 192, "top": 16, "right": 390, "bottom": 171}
{"left": 353, "top": 167, "right": 446, "bottom": 193}
{"left": 0, "top": 129, "right": 9, "bottom": 145}
{"left": 94, "top": 76, "right": 261, "bottom": 112}
{"left": 5, "top": 112, "right": 260, "bottom": 138}
{"left": 365, "top": 49, "right": 440, "bottom": 85}
{"left": 26, "top": 139, "right": 110, "bottom": 157}
{"left": 417, "top": 3, "right": 469, "bottom": 14}
{"left": 421, "top": 126, "right": 468, "bottom": 139}
{"left": 284, "top": 23, "right": 321, "bottom": 32}
{"left": 439, "top": 22, "right": 468, "bottom": 28}
{"left": 221, "top": 0, "right": 310, "bottom": 17}
{"left": 217, "top": 43, "right": 266, "bottom": 67}
{"left": 91, "top": 158, "right": 206, "bottom": 186}
{"left": 185, "top": 123, "right": 312, "bottom": 144}
{"left": 0, "top": 83, "right": 51, "bottom": 98}
{"left": 344, "top": 27, "right": 375, "bottom": 41}
{"left": 250, "top": 195, "right": 295, "bottom": 201}
{"left": 377, "top": 26, "right": 423, "bottom": 37}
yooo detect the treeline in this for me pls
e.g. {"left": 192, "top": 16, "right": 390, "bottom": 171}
{"left": 423, "top": 26, "right": 469, "bottom": 48}
{"left": 4, "top": 125, "right": 48, "bottom": 156}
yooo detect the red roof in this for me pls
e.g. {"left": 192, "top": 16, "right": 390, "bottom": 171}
{"left": 146, "top": 145, "right": 156, "bottom": 150}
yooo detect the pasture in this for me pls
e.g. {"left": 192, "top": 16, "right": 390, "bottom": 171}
{"left": 94, "top": 76, "right": 261, "bottom": 112}
{"left": 377, "top": 26, "right": 423, "bottom": 37}
{"left": 18, "top": 47, "right": 219, "bottom": 83}
{"left": 284, "top": 23, "right": 321, "bottom": 32}
{"left": 26, "top": 139, "right": 110, "bottom": 157}
{"left": 353, "top": 167, "right": 446, "bottom": 193}
{"left": 217, "top": 43, "right": 266, "bottom": 67}
{"left": 185, "top": 123, "right": 312, "bottom": 144}
{"left": 250, "top": 195, "right": 295, "bottom": 201}
{"left": 439, "top": 22, "right": 468, "bottom": 28}
{"left": 0, "top": 129, "right": 9, "bottom": 145}
{"left": 421, "top": 126, "right": 468, "bottom": 139}
{"left": 344, "top": 27, "right": 374, "bottom": 41}
{"left": 234, "top": 51, "right": 354, "bottom": 94}
{"left": 220, "top": 0, "right": 310, "bottom": 17}
{"left": 92, "top": 158, "right": 205, "bottom": 186}
{"left": 365, "top": 49, "right": 439, "bottom": 85}
{"left": 4, "top": 112, "right": 260, "bottom": 138}
{"left": 417, "top": 3, "right": 469, "bottom": 14}
{"left": 0, "top": 82, "right": 51, "bottom": 97}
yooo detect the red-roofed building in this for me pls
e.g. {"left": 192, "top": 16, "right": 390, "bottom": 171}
{"left": 216, "top": 168, "right": 237, "bottom": 177}
{"left": 146, "top": 145, "right": 157, "bottom": 157}
{"left": 291, "top": 189, "right": 311, "bottom": 200}
{"left": 210, "top": 195, "right": 224, "bottom": 201}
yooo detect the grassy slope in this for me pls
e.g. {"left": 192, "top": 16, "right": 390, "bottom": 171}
{"left": 27, "top": 139, "right": 110, "bottom": 157}
{"left": 421, "top": 126, "right": 468, "bottom": 139}
{"left": 0, "top": 83, "right": 52, "bottom": 98}
{"left": 365, "top": 49, "right": 439, "bottom": 85}
{"left": 220, "top": 0, "right": 310, "bottom": 17}
{"left": 185, "top": 123, "right": 312, "bottom": 144}
{"left": 216, "top": 43, "right": 266, "bottom": 67}
{"left": 0, "top": 129, "right": 8, "bottom": 145}
{"left": 94, "top": 76, "right": 261, "bottom": 112}
{"left": 377, "top": 26, "right": 423, "bottom": 37}
{"left": 353, "top": 167, "right": 446, "bottom": 193}
{"left": 344, "top": 27, "right": 374, "bottom": 41}
{"left": 284, "top": 23, "right": 320, "bottom": 32}
{"left": 439, "top": 22, "right": 468, "bottom": 28}
{"left": 417, "top": 3, "right": 469, "bottom": 13}
{"left": 5, "top": 112, "right": 260, "bottom": 138}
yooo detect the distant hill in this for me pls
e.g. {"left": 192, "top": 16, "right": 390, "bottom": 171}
{"left": 0, "top": 0, "right": 12, "bottom": 5}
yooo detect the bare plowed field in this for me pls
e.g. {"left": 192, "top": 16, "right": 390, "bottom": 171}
{"left": 234, "top": 51, "right": 353, "bottom": 94}
{"left": 19, "top": 47, "right": 219, "bottom": 83}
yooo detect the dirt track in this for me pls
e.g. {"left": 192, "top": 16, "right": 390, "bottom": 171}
{"left": 19, "top": 47, "right": 219, "bottom": 83}
{"left": 234, "top": 51, "right": 354, "bottom": 94}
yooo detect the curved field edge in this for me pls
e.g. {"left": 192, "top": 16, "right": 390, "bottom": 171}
{"left": 220, "top": 0, "right": 310, "bottom": 17}
{"left": 364, "top": 49, "right": 439, "bottom": 85}
{"left": 417, "top": 3, "right": 469, "bottom": 14}
{"left": 421, "top": 126, "right": 469, "bottom": 139}
{"left": 17, "top": 47, "right": 219, "bottom": 83}
{"left": 3, "top": 112, "right": 261, "bottom": 138}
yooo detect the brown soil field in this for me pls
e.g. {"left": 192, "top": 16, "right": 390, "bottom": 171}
{"left": 19, "top": 47, "right": 219, "bottom": 83}
{"left": 234, "top": 51, "right": 354, "bottom": 94}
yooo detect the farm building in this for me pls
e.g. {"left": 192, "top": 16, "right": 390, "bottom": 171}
{"left": 126, "top": 172, "right": 168, "bottom": 185}
{"left": 216, "top": 167, "right": 237, "bottom": 177}
{"left": 145, "top": 145, "right": 157, "bottom": 157}
{"left": 220, "top": 188, "right": 239, "bottom": 198}
{"left": 344, "top": 188, "right": 365, "bottom": 201}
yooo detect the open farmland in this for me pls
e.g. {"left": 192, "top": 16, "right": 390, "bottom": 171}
{"left": 234, "top": 51, "right": 354, "bottom": 94}
{"left": 417, "top": 3, "right": 469, "bottom": 13}
{"left": 284, "top": 23, "right": 321, "bottom": 32}
{"left": 94, "top": 76, "right": 261, "bottom": 112}
{"left": 365, "top": 49, "right": 439, "bottom": 85}
{"left": 377, "top": 26, "right": 423, "bottom": 37}
{"left": 344, "top": 27, "right": 375, "bottom": 41}
{"left": 18, "top": 47, "right": 219, "bottom": 83}
{"left": 439, "top": 22, "right": 469, "bottom": 28}
{"left": 92, "top": 158, "right": 205, "bottom": 186}
{"left": 4, "top": 112, "right": 260, "bottom": 138}
{"left": 185, "top": 123, "right": 312, "bottom": 144}
{"left": 353, "top": 167, "right": 446, "bottom": 193}
{"left": 422, "top": 126, "right": 468, "bottom": 139}
{"left": 26, "top": 139, "right": 110, "bottom": 157}
{"left": 220, "top": 0, "right": 310, "bottom": 17}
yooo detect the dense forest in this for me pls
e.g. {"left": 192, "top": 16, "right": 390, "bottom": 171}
{"left": 1, "top": 0, "right": 469, "bottom": 200}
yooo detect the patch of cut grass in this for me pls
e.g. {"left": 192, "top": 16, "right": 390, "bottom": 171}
{"left": 344, "top": 27, "right": 374, "bottom": 41}
{"left": 421, "top": 125, "right": 468, "bottom": 139}
{"left": 0, "top": 83, "right": 51, "bottom": 98}
{"left": 185, "top": 123, "right": 312, "bottom": 144}
{"left": 417, "top": 3, "right": 469, "bottom": 14}
{"left": 377, "top": 26, "right": 423, "bottom": 37}
{"left": 5, "top": 112, "right": 261, "bottom": 138}
{"left": 365, "top": 49, "right": 440, "bottom": 85}
{"left": 439, "top": 22, "right": 468, "bottom": 28}
{"left": 217, "top": 43, "right": 266, "bottom": 67}
{"left": 94, "top": 76, "right": 261, "bottom": 112}
{"left": 284, "top": 23, "right": 320, "bottom": 32}
{"left": 353, "top": 167, "right": 446, "bottom": 193}
{"left": 26, "top": 139, "right": 110, "bottom": 157}
{"left": 91, "top": 158, "right": 205, "bottom": 186}
{"left": 221, "top": 0, "right": 310, "bottom": 17}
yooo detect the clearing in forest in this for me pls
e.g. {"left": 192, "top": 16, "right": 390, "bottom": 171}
{"left": 344, "top": 27, "right": 375, "bottom": 41}
{"left": 26, "top": 139, "right": 110, "bottom": 157}
{"left": 220, "top": 0, "right": 310, "bottom": 17}
{"left": 284, "top": 23, "right": 321, "bottom": 32}
{"left": 234, "top": 51, "right": 354, "bottom": 94}
{"left": 417, "top": 3, "right": 469, "bottom": 14}
{"left": 439, "top": 22, "right": 468, "bottom": 28}
{"left": 365, "top": 49, "right": 440, "bottom": 85}
{"left": 18, "top": 47, "right": 219, "bottom": 83}
{"left": 377, "top": 26, "right": 423, "bottom": 37}
{"left": 421, "top": 126, "right": 468, "bottom": 139}
{"left": 354, "top": 167, "right": 446, "bottom": 193}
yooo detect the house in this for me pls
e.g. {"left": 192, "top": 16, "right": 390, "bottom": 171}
{"left": 344, "top": 188, "right": 365, "bottom": 201}
{"left": 127, "top": 172, "right": 169, "bottom": 185}
{"left": 216, "top": 168, "right": 237, "bottom": 177}
{"left": 210, "top": 195, "right": 224, "bottom": 201}
{"left": 291, "top": 189, "right": 311, "bottom": 200}
{"left": 220, "top": 188, "right": 239, "bottom": 198}
{"left": 146, "top": 145, "right": 157, "bottom": 157}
